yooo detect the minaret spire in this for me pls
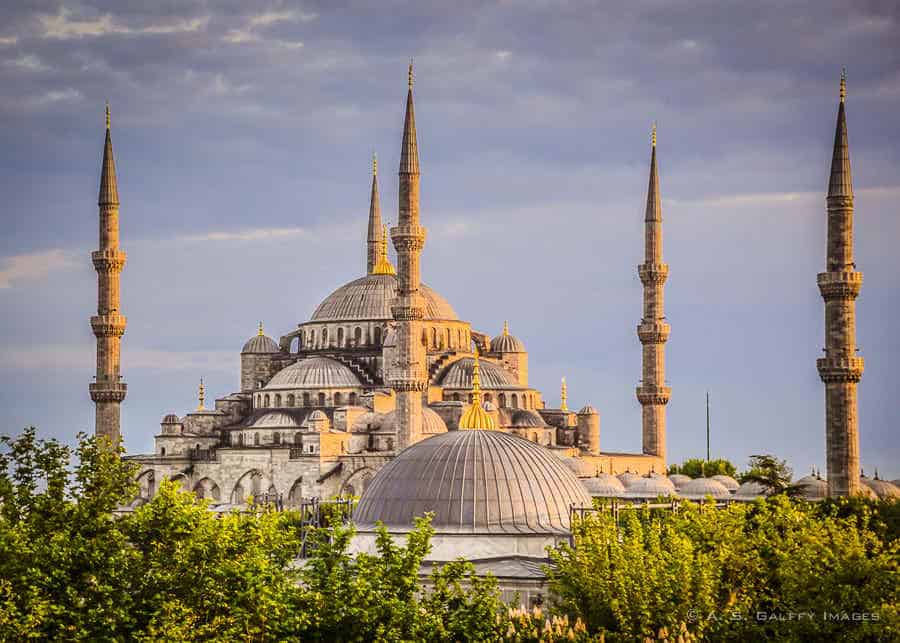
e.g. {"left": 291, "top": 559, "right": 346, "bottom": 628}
{"left": 389, "top": 60, "right": 428, "bottom": 449}
{"left": 90, "top": 103, "right": 127, "bottom": 448}
{"left": 636, "top": 123, "right": 671, "bottom": 463}
{"left": 817, "top": 69, "right": 864, "bottom": 497}
{"left": 366, "top": 153, "right": 382, "bottom": 274}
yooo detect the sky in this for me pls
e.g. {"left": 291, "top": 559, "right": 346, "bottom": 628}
{"left": 0, "top": 1, "right": 898, "bottom": 479}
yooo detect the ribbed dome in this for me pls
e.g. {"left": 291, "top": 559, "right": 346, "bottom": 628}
{"left": 577, "top": 405, "right": 598, "bottom": 416}
{"left": 490, "top": 332, "right": 525, "bottom": 353}
{"left": 711, "top": 475, "right": 740, "bottom": 492}
{"left": 862, "top": 479, "right": 900, "bottom": 499}
{"left": 308, "top": 410, "right": 328, "bottom": 421}
{"left": 242, "top": 334, "right": 279, "bottom": 354}
{"left": 438, "top": 358, "right": 519, "bottom": 389}
{"left": 626, "top": 475, "right": 676, "bottom": 498}
{"left": 680, "top": 477, "right": 731, "bottom": 500}
{"left": 668, "top": 474, "right": 692, "bottom": 490}
{"left": 252, "top": 412, "right": 300, "bottom": 428}
{"left": 266, "top": 357, "right": 360, "bottom": 389}
{"left": 377, "top": 407, "right": 449, "bottom": 435}
{"left": 310, "top": 274, "right": 457, "bottom": 321}
{"left": 509, "top": 409, "right": 546, "bottom": 428}
{"left": 354, "top": 430, "right": 591, "bottom": 534}
{"left": 734, "top": 480, "right": 771, "bottom": 499}
{"left": 582, "top": 474, "right": 626, "bottom": 497}
{"left": 794, "top": 476, "right": 828, "bottom": 501}
{"left": 617, "top": 472, "right": 641, "bottom": 488}
{"left": 561, "top": 456, "right": 596, "bottom": 478}
{"left": 161, "top": 413, "right": 180, "bottom": 424}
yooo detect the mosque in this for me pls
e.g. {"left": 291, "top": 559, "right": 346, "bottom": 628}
{"left": 88, "top": 64, "right": 891, "bottom": 539}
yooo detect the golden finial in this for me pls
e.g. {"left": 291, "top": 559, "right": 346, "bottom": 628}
{"left": 372, "top": 222, "right": 396, "bottom": 275}
{"left": 651, "top": 121, "right": 657, "bottom": 147}
{"left": 408, "top": 58, "right": 414, "bottom": 89}
{"left": 258, "top": 321, "right": 264, "bottom": 336}
{"left": 372, "top": 152, "right": 377, "bottom": 176}
{"left": 560, "top": 377, "right": 568, "bottom": 412}
{"left": 197, "top": 377, "right": 206, "bottom": 411}
{"left": 472, "top": 346, "right": 482, "bottom": 397}
{"left": 840, "top": 67, "right": 846, "bottom": 103}
{"left": 105, "top": 101, "right": 110, "bottom": 130}
{"left": 503, "top": 320, "right": 509, "bottom": 336}
{"left": 459, "top": 346, "right": 495, "bottom": 430}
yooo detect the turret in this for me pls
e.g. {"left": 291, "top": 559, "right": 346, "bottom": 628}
{"left": 89, "top": 103, "right": 128, "bottom": 447}
{"left": 366, "top": 154, "right": 382, "bottom": 274}
{"left": 635, "top": 123, "right": 671, "bottom": 462}
{"left": 241, "top": 321, "right": 279, "bottom": 392}
{"left": 577, "top": 405, "right": 600, "bottom": 455}
{"left": 817, "top": 70, "right": 864, "bottom": 497}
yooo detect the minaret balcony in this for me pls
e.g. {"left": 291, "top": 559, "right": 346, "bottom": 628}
{"left": 638, "top": 263, "right": 669, "bottom": 285}
{"left": 817, "top": 271, "right": 862, "bottom": 300}
{"left": 636, "top": 385, "right": 671, "bottom": 405}
{"left": 91, "top": 249, "right": 127, "bottom": 272}
{"left": 90, "top": 381, "right": 128, "bottom": 403}
{"left": 387, "top": 375, "right": 428, "bottom": 392}
{"left": 817, "top": 356, "right": 864, "bottom": 383}
{"left": 91, "top": 314, "right": 127, "bottom": 337}
{"left": 637, "top": 321, "right": 670, "bottom": 344}
{"left": 389, "top": 225, "right": 427, "bottom": 251}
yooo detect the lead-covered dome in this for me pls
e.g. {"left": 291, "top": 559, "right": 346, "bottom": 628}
{"left": 251, "top": 412, "right": 301, "bottom": 428}
{"left": 310, "top": 274, "right": 457, "bottom": 321}
{"left": 680, "top": 477, "right": 731, "bottom": 500}
{"left": 490, "top": 322, "right": 525, "bottom": 353}
{"left": 354, "top": 430, "right": 591, "bottom": 534}
{"left": 266, "top": 357, "right": 360, "bottom": 389}
{"left": 438, "top": 357, "right": 520, "bottom": 389}
{"left": 376, "top": 407, "right": 448, "bottom": 435}
{"left": 242, "top": 333, "right": 279, "bottom": 354}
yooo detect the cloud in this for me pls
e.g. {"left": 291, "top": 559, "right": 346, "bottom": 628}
{"left": 39, "top": 8, "right": 207, "bottom": 40}
{"left": 175, "top": 227, "right": 310, "bottom": 243}
{"left": 4, "top": 54, "right": 49, "bottom": 71}
{"left": 0, "top": 35, "right": 16, "bottom": 46}
{"left": 0, "top": 249, "right": 76, "bottom": 289}
{"left": 33, "top": 88, "right": 82, "bottom": 105}
{"left": 0, "top": 345, "right": 234, "bottom": 373}
{"left": 224, "top": 9, "right": 315, "bottom": 45}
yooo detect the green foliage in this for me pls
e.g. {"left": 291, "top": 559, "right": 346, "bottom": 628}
{"left": 738, "top": 454, "right": 798, "bottom": 495}
{"left": 668, "top": 457, "right": 736, "bottom": 478}
{"left": 548, "top": 497, "right": 899, "bottom": 642}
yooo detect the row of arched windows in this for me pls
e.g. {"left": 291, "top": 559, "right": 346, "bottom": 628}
{"left": 255, "top": 391, "right": 358, "bottom": 409}
{"left": 446, "top": 390, "right": 537, "bottom": 409}
{"left": 295, "top": 324, "right": 471, "bottom": 353}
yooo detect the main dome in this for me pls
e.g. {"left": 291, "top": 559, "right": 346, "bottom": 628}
{"left": 310, "top": 274, "right": 458, "bottom": 322}
{"left": 353, "top": 430, "right": 591, "bottom": 535}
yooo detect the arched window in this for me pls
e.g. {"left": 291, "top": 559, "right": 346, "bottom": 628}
{"left": 292, "top": 337, "right": 300, "bottom": 353}
{"left": 499, "top": 393, "right": 506, "bottom": 407}
{"left": 238, "top": 433, "right": 244, "bottom": 446}
{"left": 334, "top": 392, "right": 343, "bottom": 406}
{"left": 273, "top": 432, "right": 280, "bottom": 445}
{"left": 160, "top": 447, "right": 166, "bottom": 456}
{"left": 430, "top": 327, "right": 437, "bottom": 348}
{"left": 373, "top": 326, "right": 382, "bottom": 346}
{"left": 468, "top": 393, "right": 473, "bottom": 404}
{"left": 287, "top": 394, "right": 295, "bottom": 407}
{"left": 354, "top": 327, "right": 362, "bottom": 346}
{"left": 452, "top": 392, "right": 460, "bottom": 402}
{"left": 264, "top": 394, "right": 270, "bottom": 408}
{"left": 337, "top": 327, "right": 344, "bottom": 347}
{"left": 511, "top": 394, "right": 518, "bottom": 409}
{"left": 349, "top": 392, "right": 357, "bottom": 406}
{"left": 303, "top": 392, "right": 310, "bottom": 406}
{"left": 484, "top": 393, "right": 492, "bottom": 403}
{"left": 274, "top": 394, "right": 282, "bottom": 407}
{"left": 322, "top": 327, "right": 328, "bottom": 346}
{"left": 447, "top": 328, "right": 452, "bottom": 349}
{"left": 421, "top": 328, "right": 428, "bottom": 345}
{"left": 294, "top": 432, "right": 302, "bottom": 445}
{"left": 257, "top": 380, "right": 265, "bottom": 389}
{"left": 254, "top": 433, "right": 260, "bottom": 446}
{"left": 386, "top": 438, "right": 394, "bottom": 451}
{"left": 309, "top": 330, "right": 315, "bottom": 347}
{"left": 318, "top": 392, "right": 326, "bottom": 406}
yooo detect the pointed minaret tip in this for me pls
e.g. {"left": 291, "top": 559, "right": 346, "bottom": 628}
{"left": 99, "top": 102, "right": 120, "bottom": 206}
{"left": 408, "top": 58, "right": 414, "bottom": 89}
{"left": 372, "top": 152, "right": 377, "bottom": 176}
{"left": 651, "top": 121, "right": 657, "bottom": 148}
{"left": 840, "top": 67, "right": 846, "bottom": 103}
{"left": 105, "top": 101, "right": 110, "bottom": 130}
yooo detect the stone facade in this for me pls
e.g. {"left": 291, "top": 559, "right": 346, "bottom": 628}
{"left": 90, "top": 105, "right": 127, "bottom": 446}
{"left": 636, "top": 127, "right": 670, "bottom": 460}
{"left": 817, "top": 73, "right": 864, "bottom": 497}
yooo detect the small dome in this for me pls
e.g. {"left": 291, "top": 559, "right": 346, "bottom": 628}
{"left": 862, "top": 477, "right": 900, "bottom": 500}
{"left": 577, "top": 405, "right": 598, "bottom": 416}
{"left": 734, "top": 480, "right": 771, "bottom": 499}
{"left": 679, "top": 477, "right": 731, "bottom": 500}
{"left": 711, "top": 474, "right": 740, "bottom": 493}
{"left": 377, "top": 407, "right": 448, "bottom": 435}
{"left": 490, "top": 322, "right": 526, "bottom": 353}
{"left": 310, "top": 274, "right": 457, "bottom": 322}
{"left": 626, "top": 475, "right": 676, "bottom": 499}
{"left": 266, "top": 357, "right": 360, "bottom": 389}
{"left": 438, "top": 358, "right": 520, "bottom": 389}
{"left": 617, "top": 471, "right": 641, "bottom": 488}
{"left": 354, "top": 430, "right": 592, "bottom": 534}
{"left": 561, "top": 456, "right": 596, "bottom": 478}
{"left": 161, "top": 413, "right": 180, "bottom": 424}
{"left": 304, "top": 409, "right": 330, "bottom": 432}
{"left": 509, "top": 410, "right": 546, "bottom": 428}
{"left": 582, "top": 474, "right": 626, "bottom": 497}
{"left": 252, "top": 412, "right": 301, "bottom": 428}
{"left": 308, "top": 409, "right": 328, "bottom": 421}
{"left": 667, "top": 473, "right": 692, "bottom": 490}
{"left": 794, "top": 475, "right": 828, "bottom": 501}
{"left": 242, "top": 332, "right": 279, "bottom": 354}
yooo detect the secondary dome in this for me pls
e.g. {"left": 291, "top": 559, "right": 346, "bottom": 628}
{"left": 711, "top": 475, "right": 740, "bottom": 493}
{"left": 438, "top": 358, "right": 520, "bottom": 389}
{"left": 266, "top": 357, "right": 360, "bottom": 389}
{"left": 862, "top": 478, "right": 900, "bottom": 500}
{"left": 668, "top": 473, "right": 692, "bottom": 490}
{"left": 582, "top": 474, "right": 626, "bottom": 497}
{"left": 617, "top": 471, "right": 641, "bottom": 488}
{"left": 680, "top": 477, "right": 731, "bottom": 500}
{"left": 310, "top": 274, "right": 457, "bottom": 322}
{"left": 734, "top": 480, "right": 771, "bottom": 500}
{"left": 509, "top": 409, "right": 546, "bottom": 428}
{"left": 490, "top": 322, "right": 525, "bottom": 353}
{"left": 377, "top": 407, "right": 449, "bottom": 435}
{"left": 354, "top": 430, "right": 591, "bottom": 535}
{"left": 252, "top": 412, "right": 300, "bottom": 428}
{"left": 626, "top": 475, "right": 677, "bottom": 498}
{"left": 242, "top": 333, "right": 279, "bottom": 354}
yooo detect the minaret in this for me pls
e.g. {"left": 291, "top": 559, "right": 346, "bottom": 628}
{"left": 89, "top": 103, "right": 128, "bottom": 447}
{"left": 389, "top": 62, "right": 428, "bottom": 449}
{"left": 635, "top": 123, "right": 671, "bottom": 461}
{"left": 366, "top": 154, "right": 382, "bottom": 274}
{"left": 817, "top": 70, "right": 864, "bottom": 497}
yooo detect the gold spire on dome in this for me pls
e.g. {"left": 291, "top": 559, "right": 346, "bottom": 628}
{"left": 560, "top": 377, "right": 568, "bottom": 411}
{"left": 258, "top": 321, "right": 264, "bottom": 336}
{"left": 840, "top": 67, "right": 846, "bottom": 103}
{"left": 503, "top": 320, "right": 509, "bottom": 336}
{"left": 372, "top": 223, "right": 396, "bottom": 275}
{"left": 197, "top": 377, "right": 206, "bottom": 411}
{"left": 651, "top": 121, "right": 657, "bottom": 147}
{"left": 458, "top": 347, "right": 496, "bottom": 430}
{"left": 105, "top": 101, "right": 110, "bottom": 130}
{"left": 372, "top": 152, "right": 377, "bottom": 176}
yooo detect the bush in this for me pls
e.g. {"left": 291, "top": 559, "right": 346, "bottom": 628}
{"left": 668, "top": 458, "right": 736, "bottom": 478}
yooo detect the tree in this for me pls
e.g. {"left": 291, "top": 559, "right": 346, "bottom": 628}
{"left": 739, "top": 454, "right": 798, "bottom": 495}
{"left": 668, "top": 457, "right": 736, "bottom": 478}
